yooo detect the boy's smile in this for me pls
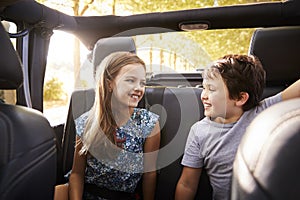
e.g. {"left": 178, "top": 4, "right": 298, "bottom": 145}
{"left": 201, "top": 74, "right": 243, "bottom": 124}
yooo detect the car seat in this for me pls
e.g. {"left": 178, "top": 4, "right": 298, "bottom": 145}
{"left": 0, "top": 21, "right": 57, "bottom": 200}
{"left": 148, "top": 87, "right": 212, "bottom": 200}
{"left": 249, "top": 26, "right": 300, "bottom": 99}
{"left": 231, "top": 98, "right": 300, "bottom": 200}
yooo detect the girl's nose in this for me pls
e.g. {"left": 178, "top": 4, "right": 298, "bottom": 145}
{"left": 134, "top": 84, "right": 142, "bottom": 91}
{"left": 134, "top": 82, "right": 145, "bottom": 91}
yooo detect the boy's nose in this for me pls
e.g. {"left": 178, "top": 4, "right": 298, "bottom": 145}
{"left": 201, "top": 90, "right": 208, "bottom": 99}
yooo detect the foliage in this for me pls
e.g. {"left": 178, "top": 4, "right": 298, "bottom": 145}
{"left": 39, "top": 0, "right": 280, "bottom": 69}
{"left": 186, "top": 29, "right": 256, "bottom": 61}
{"left": 116, "top": 0, "right": 278, "bottom": 61}
{"left": 117, "top": 0, "right": 279, "bottom": 14}
{"left": 44, "top": 77, "right": 65, "bottom": 101}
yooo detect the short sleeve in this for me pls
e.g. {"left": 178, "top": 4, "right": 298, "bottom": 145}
{"left": 257, "top": 93, "right": 282, "bottom": 112}
{"left": 144, "top": 110, "right": 159, "bottom": 137}
{"left": 134, "top": 108, "right": 159, "bottom": 138}
{"left": 181, "top": 123, "right": 204, "bottom": 168}
{"left": 74, "top": 112, "right": 89, "bottom": 138}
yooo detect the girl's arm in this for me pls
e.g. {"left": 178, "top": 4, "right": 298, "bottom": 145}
{"left": 143, "top": 121, "right": 161, "bottom": 200}
{"left": 69, "top": 136, "right": 87, "bottom": 200}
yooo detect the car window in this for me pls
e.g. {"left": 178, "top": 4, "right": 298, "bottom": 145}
{"left": 43, "top": 30, "right": 89, "bottom": 125}
{"left": 43, "top": 27, "right": 256, "bottom": 125}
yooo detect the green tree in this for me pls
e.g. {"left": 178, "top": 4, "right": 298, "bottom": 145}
{"left": 44, "top": 77, "right": 65, "bottom": 101}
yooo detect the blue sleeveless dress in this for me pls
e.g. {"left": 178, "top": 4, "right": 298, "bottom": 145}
{"left": 75, "top": 108, "right": 159, "bottom": 200}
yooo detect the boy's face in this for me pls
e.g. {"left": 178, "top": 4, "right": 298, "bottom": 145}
{"left": 201, "top": 74, "right": 242, "bottom": 123}
{"left": 110, "top": 63, "right": 146, "bottom": 110}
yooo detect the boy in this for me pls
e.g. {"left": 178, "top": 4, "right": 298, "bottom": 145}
{"left": 175, "top": 54, "right": 300, "bottom": 200}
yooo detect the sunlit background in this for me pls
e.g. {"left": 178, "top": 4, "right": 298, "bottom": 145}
{"left": 35, "top": 0, "right": 282, "bottom": 125}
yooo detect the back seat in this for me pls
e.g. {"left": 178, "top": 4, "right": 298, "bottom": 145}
{"left": 249, "top": 26, "right": 300, "bottom": 99}
{"left": 143, "top": 87, "right": 212, "bottom": 199}
{"left": 63, "top": 85, "right": 211, "bottom": 199}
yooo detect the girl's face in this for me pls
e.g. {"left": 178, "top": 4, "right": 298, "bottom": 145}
{"left": 201, "top": 74, "right": 241, "bottom": 123}
{"left": 110, "top": 63, "right": 146, "bottom": 110}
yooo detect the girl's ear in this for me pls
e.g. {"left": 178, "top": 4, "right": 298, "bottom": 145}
{"left": 236, "top": 92, "right": 249, "bottom": 107}
{"left": 106, "top": 79, "right": 113, "bottom": 92}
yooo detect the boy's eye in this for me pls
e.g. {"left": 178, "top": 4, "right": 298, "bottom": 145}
{"left": 203, "top": 86, "right": 215, "bottom": 91}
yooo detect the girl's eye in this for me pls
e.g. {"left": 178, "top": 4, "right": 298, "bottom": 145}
{"left": 126, "top": 79, "right": 134, "bottom": 83}
{"left": 140, "top": 82, "right": 146, "bottom": 87}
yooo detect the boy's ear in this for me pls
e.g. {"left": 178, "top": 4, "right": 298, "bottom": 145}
{"left": 236, "top": 92, "right": 249, "bottom": 106}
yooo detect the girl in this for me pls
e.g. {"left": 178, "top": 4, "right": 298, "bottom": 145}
{"left": 68, "top": 51, "right": 160, "bottom": 200}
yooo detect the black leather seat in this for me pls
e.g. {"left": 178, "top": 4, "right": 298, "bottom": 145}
{"left": 249, "top": 26, "right": 300, "bottom": 99}
{"left": 231, "top": 98, "right": 300, "bottom": 200}
{"left": 146, "top": 87, "right": 212, "bottom": 200}
{"left": 0, "top": 22, "right": 57, "bottom": 199}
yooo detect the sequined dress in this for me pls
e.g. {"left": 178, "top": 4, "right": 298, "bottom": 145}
{"left": 75, "top": 108, "right": 159, "bottom": 200}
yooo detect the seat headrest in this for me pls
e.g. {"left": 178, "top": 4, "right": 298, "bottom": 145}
{"left": 232, "top": 98, "right": 300, "bottom": 199}
{"left": 249, "top": 26, "right": 300, "bottom": 86}
{"left": 0, "top": 22, "right": 23, "bottom": 89}
{"left": 92, "top": 37, "right": 136, "bottom": 74}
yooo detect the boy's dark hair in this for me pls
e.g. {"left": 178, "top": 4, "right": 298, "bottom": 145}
{"left": 204, "top": 54, "right": 266, "bottom": 111}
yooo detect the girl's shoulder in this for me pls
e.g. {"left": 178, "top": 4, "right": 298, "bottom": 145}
{"left": 131, "top": 108, "right": 159, "bottom": 137}
{"left": 133, "top": 108, "right": 159, "bottom": 123}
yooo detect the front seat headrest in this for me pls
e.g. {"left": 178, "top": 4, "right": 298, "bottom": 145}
{"left": 249, "top": 26, "right": 300, "bottom": 86}
{"left": 231, "top": 98, "right": 300, "bottom": 200}
{"left": 0, "top": 22, "right": 23, "bottom": 89}
{"left": 92, "top": 36, "right": 136, "bottom": 74}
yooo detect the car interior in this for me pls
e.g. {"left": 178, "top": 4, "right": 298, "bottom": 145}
{"left": 1, "top": 0, "right": 300, "bottom": 199}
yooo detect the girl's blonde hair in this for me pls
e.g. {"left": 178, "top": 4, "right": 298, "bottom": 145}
{"left": 79, "top": 51, "right": 145, "bottom": 155}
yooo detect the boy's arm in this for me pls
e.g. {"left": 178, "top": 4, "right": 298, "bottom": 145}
{"left": 175, "top": 166, "right": 202, "bottom": 200}
{"left": 281, "top": 79, "right": 300, "bottom": 101}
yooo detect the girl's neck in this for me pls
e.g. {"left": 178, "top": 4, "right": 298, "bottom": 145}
{"left": 112, "top": 106, "right": 134, "bottom": 127}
